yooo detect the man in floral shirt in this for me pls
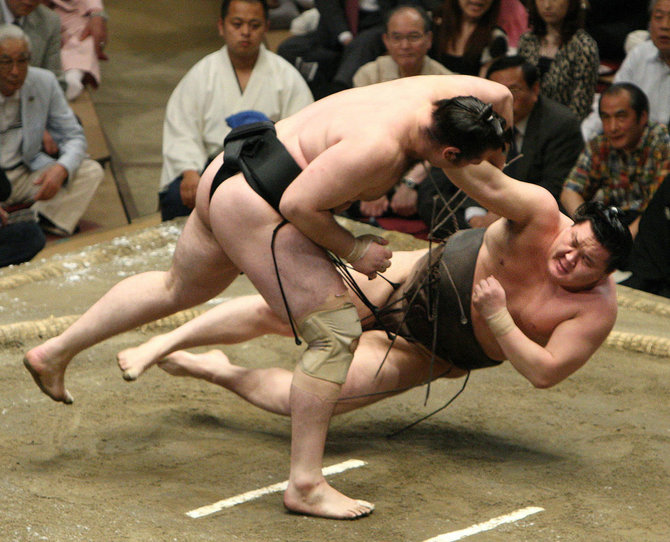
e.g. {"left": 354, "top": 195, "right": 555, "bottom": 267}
{"left": 561, "top": 82, "right": 670, "bottom": 297}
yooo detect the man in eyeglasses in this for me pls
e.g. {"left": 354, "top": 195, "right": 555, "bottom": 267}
{"left": 350, "top": 4, "right": 453, "bottom": 224}
{"left": 353, "top": 5, "right": 452, "bottom": 86}
{"left": 0, "top": 24, "right": 102, "bottom": 238}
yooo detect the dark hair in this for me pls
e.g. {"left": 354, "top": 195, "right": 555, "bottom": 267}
{"left": 527, "top": 0, "right": 586, "bottom": 44}
{"left": 573, "top": 201, "right": 633, "bottom": 272}
{"left": 434, "top": 0, "right": 501, "bottom": 66}
{"left": 599, "top": 82, "right": 650, "bottom": 121}
{"left": 428, "top": 96, "right": 512, "bottom": 160}
{"left": 486, "top": 54, "right": 540, "bottom": 88}
{"left": 221, "top": 0, "right": 268, "bottom": 20}
{"left": 385, "top": 4, "right": 432, "bottom": 33}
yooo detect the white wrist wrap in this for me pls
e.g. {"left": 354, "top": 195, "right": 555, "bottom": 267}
{"left": 485, "top": 308, "right": 515, "bottom": 337}
{"left": 344, "top": 236, "right": 372, "bottom": 264}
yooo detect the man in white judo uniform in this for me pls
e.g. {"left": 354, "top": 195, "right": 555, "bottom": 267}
{"left": 158, "top": 0, "right": 314, "bottom": 221}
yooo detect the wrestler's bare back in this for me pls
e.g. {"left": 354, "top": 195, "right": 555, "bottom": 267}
{"left": 276, "top": 75, "right": 512, "bottom": 200}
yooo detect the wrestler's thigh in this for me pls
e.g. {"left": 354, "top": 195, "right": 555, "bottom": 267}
{"left": 208, "top": 179, "right": 346, "bottom": 319}
{"left": 335, "top": 331, "right": 461, "bottom": 413}
{"left": 168, "top": 209, "right": 239, "bottom": 297}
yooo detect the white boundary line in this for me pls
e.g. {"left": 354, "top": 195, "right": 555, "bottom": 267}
{"left": 186, "top": 459, "right": 367, "bottom": 518}
{"left": 423, "top": 506, "right": 545, "bottom": 542}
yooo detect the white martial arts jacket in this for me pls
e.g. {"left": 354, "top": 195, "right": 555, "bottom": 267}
{"left": 159, "top": 44, "right": 313, "bottom": 191}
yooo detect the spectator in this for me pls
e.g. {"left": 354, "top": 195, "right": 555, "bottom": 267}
{"left": 581, "top": 0, "right": 670, "bottom": 141}
{"left": 353, "top": 4, "right": 452, "bottom": 86}
{"left": 431, "top": 0, "right": 508, "bottom": 76}
{"left": 560, "top": 83, "right": 670, "bottom": 297}
{"left": 47, "top": 0, "right": 109, "bottom": 101}
{"left": 517, "top": 0, "right": 599, "bottom": 120}
{"left": 158, "top": 0, "right": 313, "bottom": 222}
{"left": 1, "top": 0, "right": 63, "bottom": 155}
{"left": 348, "top": 4, "right": 451, "bottom": 226}
{"left": 277, "top": 0, "right": 417, "bottom": 97}
{"left": 0, "top": 25, "right": 103, "bottom": 239}
{"left": 417, "top": 54, "right": 584, "bottom": 234}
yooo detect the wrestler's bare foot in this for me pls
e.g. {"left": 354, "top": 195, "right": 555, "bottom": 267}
{"left": 283, "top": 478, "right": 374, "bottom": 520}
{"left": 117, "top": 336, "right": 175, "bottom": 381}
{"left": 157, "top": 349, "right": 231, "bottom": 384}
{"left": 24, "top": 340, "right": 74, "bottom": 404}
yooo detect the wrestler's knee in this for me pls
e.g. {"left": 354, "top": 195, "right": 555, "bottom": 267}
{"left": 296, "top": 295, "right": 362, "bottom": 384}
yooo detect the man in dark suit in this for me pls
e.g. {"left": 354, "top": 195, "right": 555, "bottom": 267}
{"left": 278, "top": 0, "right": 423, "bottom": 97}
{"left": 416, "top": 55, "right": 584, "bottom": 234}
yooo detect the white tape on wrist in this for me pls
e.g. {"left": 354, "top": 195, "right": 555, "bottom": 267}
{"left": 485, "top": 308, "right": 515, "bottom": 337}
{"left": 344, "top": 236, "right": 372, "bottom": 264}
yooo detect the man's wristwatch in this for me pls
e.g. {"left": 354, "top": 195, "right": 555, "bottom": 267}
{"left": 400, "top": 177, "right": 418, "bottom": 190}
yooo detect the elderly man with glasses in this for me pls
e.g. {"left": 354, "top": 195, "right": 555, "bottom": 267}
{"left": 0, "top": 24, "right": 102, "bottom": 240}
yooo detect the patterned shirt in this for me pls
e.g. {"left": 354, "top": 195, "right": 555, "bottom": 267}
{"left": 518, "top": 28, "right": 599, "bottom": 120}
{"left": 563, "top": 123, "right": 670, "bottom": 214}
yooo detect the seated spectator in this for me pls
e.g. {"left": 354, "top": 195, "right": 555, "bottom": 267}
{"left": 348, "top": 4, "right": 451, "bottom": 228}
{"left": 517, "top": 0, "right": 598, "bottom": 120}
{"left": 581, "top": 0, "right": 670, "bottom": 141}
{"left": 47, "top": 0, "right": 109, "bottom": 101}
{"left": 277, "top": 0, "right": 417, "bottom": 97}
{"left": 1, "top": 0, "right": 63, "bottom": 154}
{"left": 431, "top": 0, "right": 508, "bottom": 76}
{"left": 586, "top": 0, "right": 648, "bottom": 62}
{"left": 560, "top": 83, "right": 670, "bottom": 297}
{"left": 353, "top": 4, "right": 452, "bottom": 86}
{"left": 417, "top": 54, "right": 584, "bottom": 235}
{"left": 0, "top": 25, "right": 103, "bottom": 238}
{"left": 158, "top": 0, "right": 313, "bottom": 222}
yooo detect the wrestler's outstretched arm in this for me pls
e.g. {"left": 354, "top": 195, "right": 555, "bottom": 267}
{"left": 279, "top": 139, "right": 397, "bottom": 278}
{"left": 443, "top": 160, "right": 558, "bottom": 227}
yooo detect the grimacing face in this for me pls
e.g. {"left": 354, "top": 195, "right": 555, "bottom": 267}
{"left": 382, "top": 8, "right": 432, "bottom": 76}
{"left": 548, "top": 221, "right": 611, "bottom": 290}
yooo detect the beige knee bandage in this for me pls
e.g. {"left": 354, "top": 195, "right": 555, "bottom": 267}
{"left": 297, "top": 298, "right": 362, "bottom": 384}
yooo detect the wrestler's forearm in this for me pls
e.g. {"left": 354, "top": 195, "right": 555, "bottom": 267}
{"left": 281, "top": 205, "right": 358, "bottom": 258}
{"left": 494, "top": 328, "right": 568, "bottom": 389}
{"left": 445, "top": 162, "right": 546, "bottom": 224}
